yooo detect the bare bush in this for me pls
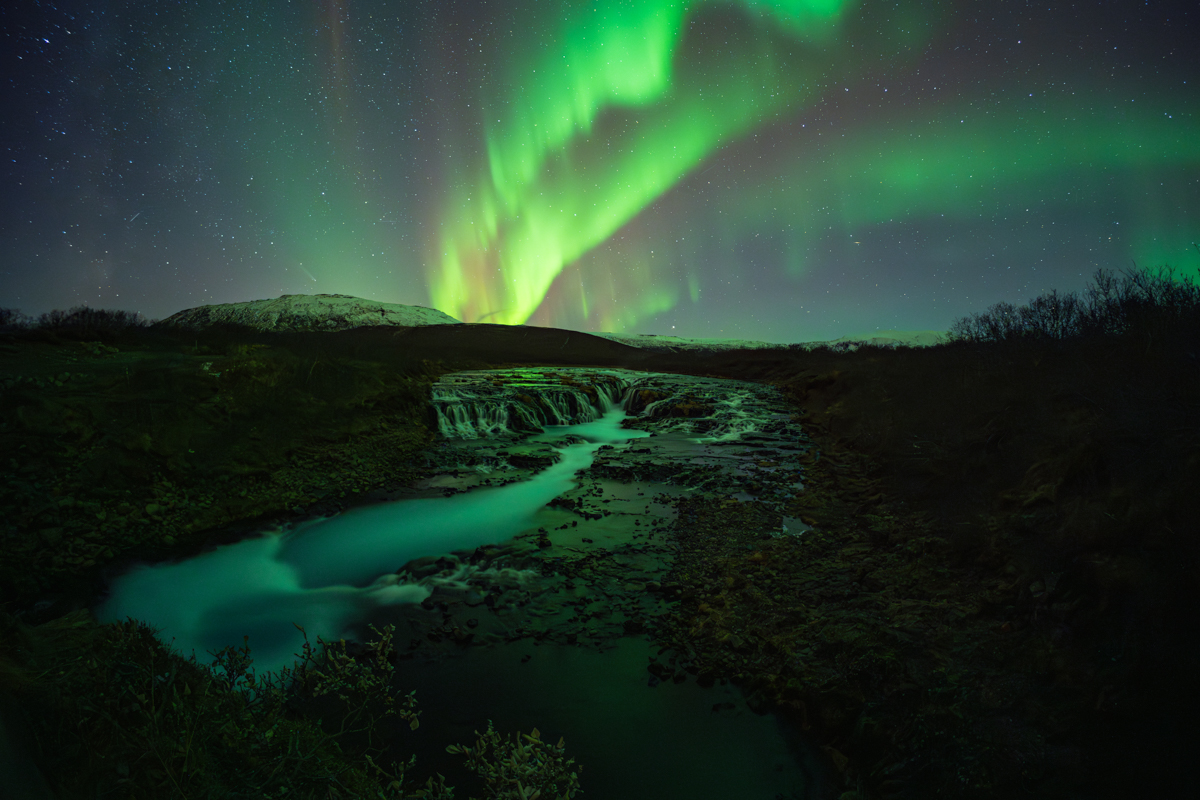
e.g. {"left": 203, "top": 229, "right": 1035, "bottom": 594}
{"left": 949, "top": 266, "right": 1200, "bottom": 343}
{"left": 0, "top": 308, "right": 31, "bottom": 328}
{"left": 36, "top": 305, "right": 153, "bottom": 334}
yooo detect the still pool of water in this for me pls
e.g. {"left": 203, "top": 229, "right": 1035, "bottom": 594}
{"left": 394, "top": 637, "right": 826, "bottom": 800}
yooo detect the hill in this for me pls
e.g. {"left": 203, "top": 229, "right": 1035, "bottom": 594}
{"left": 158, "top": 294, "right": 461, "bottom": 331}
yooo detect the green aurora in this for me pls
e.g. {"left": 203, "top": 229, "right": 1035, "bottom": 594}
{"left": 534, "top": 88, "right": 1200, "bottom": 334}
{"left": 424, "top": 0, "right": 1197, "bottom": 332}
{"left": 430, "top": 0, "right": 899, "bottom": 325}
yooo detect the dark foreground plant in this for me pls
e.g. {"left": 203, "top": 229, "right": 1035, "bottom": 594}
{"left": 4, "top": 612, "right": 582, "bottom": 799}
{"left": 447, "top": 721, "right": 583, "bottom": 800}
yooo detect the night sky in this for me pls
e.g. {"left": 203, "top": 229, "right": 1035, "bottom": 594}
{"left": 2, "top": 1, "right": 1196, "bottom": 342}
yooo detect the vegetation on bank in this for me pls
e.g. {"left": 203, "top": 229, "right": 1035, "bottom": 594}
{"left": 0, "top": 322, "right": 448, "bottom": 601}
{"left": 1, "top": 264, "right": 1197, "bottom": 797}
{"left": 0, "top": 610, "right": 580, "bottom": 799}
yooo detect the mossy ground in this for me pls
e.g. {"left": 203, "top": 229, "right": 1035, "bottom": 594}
{"left": 1, "top": 317, "right": 1196, "bottom": 798}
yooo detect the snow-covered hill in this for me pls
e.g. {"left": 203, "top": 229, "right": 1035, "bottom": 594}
{"left": 158, "top": 294, "right": 461, "bottom": 332}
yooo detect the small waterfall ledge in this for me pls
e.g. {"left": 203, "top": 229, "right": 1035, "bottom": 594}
{"left": 432, "top": 367, "right": 794, "bottom": 442}
{"left": 432, "top": 369, "right": 631, "bottom": 438}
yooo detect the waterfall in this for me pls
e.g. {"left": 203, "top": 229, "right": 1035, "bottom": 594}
{"left": 433, "top": 369, "right": 633, "bottom": 439}
{"left": 431, "top": 367, "right": 797, "bottom": 443}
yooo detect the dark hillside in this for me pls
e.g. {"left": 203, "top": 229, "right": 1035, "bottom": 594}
{"left": 637, "top": 271, "right": 1200, "bottom": 797}
{"left": 389, "top": 323, "right": 652, "bottom": 368}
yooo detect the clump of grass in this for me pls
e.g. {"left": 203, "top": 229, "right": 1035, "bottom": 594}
{"left": 446, "top": 721, "right": 583, "bottom": 800}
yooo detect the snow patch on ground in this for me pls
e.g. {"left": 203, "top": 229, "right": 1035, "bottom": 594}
{"left": 820, "top": 329, "right": 949, "bottom": 348}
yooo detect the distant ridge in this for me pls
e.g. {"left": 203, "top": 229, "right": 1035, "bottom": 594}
{"left": 590, "top": 329, "right": 946, "bottom": 352}
{"left": 158, "top": 294, "right": 461, "bottom": 332}
{"left": 589, "top": 332, "right": 782, "bottom": 352}
{"left": 821, "top": 329, "right": 947, "bottom": 348}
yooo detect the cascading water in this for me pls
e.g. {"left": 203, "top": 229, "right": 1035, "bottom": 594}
{"left": 432, "top": 369, "right": 631, "bottom": 438}
{"left": 278, "top": 410, "right": 649, "bottom": 590}
{"left": 432, "top": 366, "right": 799, "bottom": 444}
{"left": 96, "top": 367, "right": 825, "bottom": 799}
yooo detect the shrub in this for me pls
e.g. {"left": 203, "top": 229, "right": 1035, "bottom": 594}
{"left": 948, "top": 266, "right": 1200, "bottom": 343}
{"left": 5, "top": 611, "right": 580, "bottom": 799}
{"left": 20, "top": 617, "right": 415, "bottom": 799}
{"left": 36, "top": 305, "right": 153, "bottom": 335}
{"left": 0, "top": 307, "right": 32, "bottom": 328}
{"left": 446, "top": 721, "right": 584, "bottom": 800}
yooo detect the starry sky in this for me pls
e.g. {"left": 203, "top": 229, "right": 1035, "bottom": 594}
{"left": 2, "top": 0, "right": 1197, "bottom": 342}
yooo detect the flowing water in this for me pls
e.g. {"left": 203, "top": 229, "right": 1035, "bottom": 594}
{"left": 97, "top": 368, "right": 829, "bottom": 799}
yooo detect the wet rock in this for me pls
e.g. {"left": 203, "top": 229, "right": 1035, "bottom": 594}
{"left": 402, "top": 554, "right": 460, "bottom": 579}
{"left": 509, "top": 454, "right": 554, "bottom": 469}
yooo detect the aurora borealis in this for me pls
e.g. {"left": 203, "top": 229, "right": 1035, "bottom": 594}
{"left": 2, "top": 0, "right": 1197, "bottom": 341}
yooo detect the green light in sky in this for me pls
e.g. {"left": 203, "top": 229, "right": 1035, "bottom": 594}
{"left": 425, "top": 1, "right": 1196, "bottom": 333}
{"left": 429, "top": 0, "right": 864, "bottom": 324}
{"left": 758, "top": 91, "right": 1200, "bottom": 279}
{"left": 532, "top": 88, "right": 1199, "bottom": 335}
